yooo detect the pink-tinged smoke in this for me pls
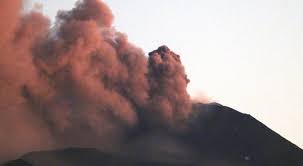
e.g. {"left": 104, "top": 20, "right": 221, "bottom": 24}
{"left": 0, "top": 0, "right": 194, "bottom": 162}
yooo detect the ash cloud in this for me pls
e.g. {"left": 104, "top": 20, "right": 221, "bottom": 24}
{"left": 0, "top": 0, "right": 195, "bottom": 162}
{"left": 147, "top": 46, "right": 191, "bottom": 128}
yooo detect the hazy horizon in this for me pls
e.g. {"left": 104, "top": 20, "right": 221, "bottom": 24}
{"left": 29, "top": 0, "right": 303, "bottom": 148}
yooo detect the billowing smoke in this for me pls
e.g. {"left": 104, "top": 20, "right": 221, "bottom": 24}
{"left": 147, "top": 46, "right": 191, "bottom": 128}
{"left": 0, "top": 0, "right": 193, "bottom": 162}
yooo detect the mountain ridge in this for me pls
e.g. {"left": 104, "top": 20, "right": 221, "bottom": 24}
{"left": 3, "top": 103, "right": 303, "bottom": 166}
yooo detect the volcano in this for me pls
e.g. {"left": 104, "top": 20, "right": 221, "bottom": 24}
{"left": 1, "top": 0, "right": 303, "bottom": 165}
{"left": 3, "top": 103, "right": 303, "bottom": 166}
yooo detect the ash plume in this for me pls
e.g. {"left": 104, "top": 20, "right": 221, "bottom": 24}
{"left": 0, "top": 0, "right": 193, "bottom": 162}
{"left": 147, "top": 46, "right": 191, "bottom": 128}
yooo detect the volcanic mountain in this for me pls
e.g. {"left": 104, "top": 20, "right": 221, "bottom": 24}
{"left": 3, "top": 103, "right": 303, "bottom": 166}
{"left": 1, "top": 0, "right": 303, "bottom": 165}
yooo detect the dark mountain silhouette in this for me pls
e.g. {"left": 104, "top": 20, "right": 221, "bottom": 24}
{"left": 3, "top": 148, "right": 192, "bottom": 166}
{"left": 3, "top": 103, "right": 303, "bottom": 166}
{"left": 186, "top": 103, "right": 303, "bottom": 166}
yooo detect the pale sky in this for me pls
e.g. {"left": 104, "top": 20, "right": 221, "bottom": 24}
{"left": 30, "top": 0, "right": 303, "bottom": 148}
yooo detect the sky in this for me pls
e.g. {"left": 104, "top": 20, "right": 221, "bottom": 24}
{"left": 29, "top": 0, "right": 303, "bottom": 148}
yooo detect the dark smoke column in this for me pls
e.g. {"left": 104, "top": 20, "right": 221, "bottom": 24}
{"left": 147, "top": 46, "right": 191, "bottom": 128}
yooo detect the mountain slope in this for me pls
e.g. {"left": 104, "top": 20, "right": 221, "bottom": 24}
{"left": 3, "top": 148, "right": 193, "bottom": 166}
{"left": 3, "top": 103, "right": 303, "bottom": 166}
{"left": 186, "top": 103, "right": 303, "bottom": 166}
